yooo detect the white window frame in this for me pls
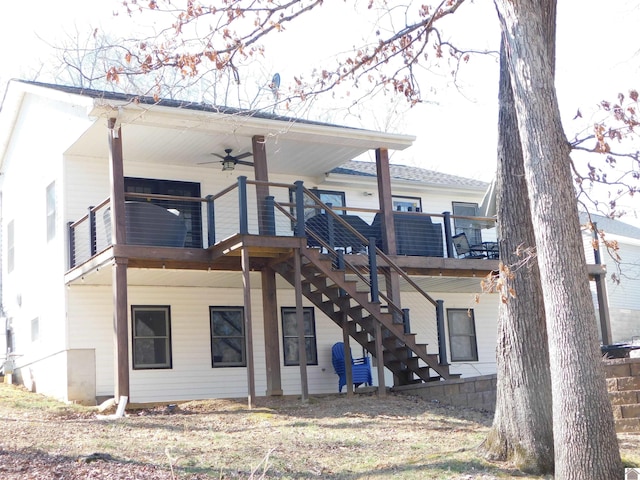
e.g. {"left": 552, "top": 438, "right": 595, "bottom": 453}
{"left": 447, "top": 308, "right": 479, "bottom": 362}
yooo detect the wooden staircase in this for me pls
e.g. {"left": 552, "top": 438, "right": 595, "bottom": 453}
{"left": 272, "top": 247, "right": 459, "bottom": 385}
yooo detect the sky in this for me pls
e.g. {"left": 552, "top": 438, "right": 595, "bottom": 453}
{"left": 1, "top": 0, "right": 639, "bottom": 217}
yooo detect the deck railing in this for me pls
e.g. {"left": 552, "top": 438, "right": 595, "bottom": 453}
{"left": 68, "top": 177, "right": 498, "bottom": 269}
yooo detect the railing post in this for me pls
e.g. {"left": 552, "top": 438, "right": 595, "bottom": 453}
{"left": 443, "top": 211, "right": 454, "bottom": 258}
{"left": 68, "top": 221, "right": 75, "bottom": 268}
{"left": 238, "top": 176, "right": 249, "bottom": 235}
{"left": 402, "top": 308, "right": 411, "bottom": 334}
{"left": 294, "top": 181, "right": 305, "bottom": 237}
{"left": 436, "top": 299, "right": 448, "bottom": 365}
{"left": 206, "top": 194, "right": 215, "bottom": 247}
{"left": 402, "top": 308, "right": 412, "bottom": 361}
{"left": 325, "top": 202, "right": 335, "bottom": 250}
{"left": 264, "top": 195, "right": 276, "bottom": 235}
{"left": 88, "top": 206, "right": 96, "bottom": 257}
{"left": 368, "top": 236, "right": 379, "bottom": 303}
{"left": 337, "top": 250, "right": 346, "bottom": 297}
{"left": 592, "top": 222, "right": 601, "bottom": 264}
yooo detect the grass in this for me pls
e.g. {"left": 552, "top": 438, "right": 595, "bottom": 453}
{"left": 0, "top": 383, "right": 638, "bottom": 479}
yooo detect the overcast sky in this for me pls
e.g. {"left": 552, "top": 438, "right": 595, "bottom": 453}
{"left": 1, "top": 0, "right": 639, "bottom": 214}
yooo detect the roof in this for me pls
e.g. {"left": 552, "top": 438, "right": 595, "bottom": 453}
{"left": 7, "top": 79, "right": 364, "bottom": 131}
{"left": 330, "top": 160, "right": 489, "bottom": 189}
{"left": 0, "top": 80, "right": 416, "bottom": 178}
{"left": 580, "top": 212, "right": 640, "bottom": 240}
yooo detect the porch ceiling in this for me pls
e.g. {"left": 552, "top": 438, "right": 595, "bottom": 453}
{"left": 65, "top": 102, "right": 415, "bottom": 178}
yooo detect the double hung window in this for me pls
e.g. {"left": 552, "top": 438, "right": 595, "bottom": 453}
{"left": 210, "top": 307, "right": 246, "bottom": 367}
{"left": 132, "top": 306, "right": 172, "bottom": 369}
{"left": 281, "top": 307, "right": 318, "bottom": 366}
{"left": 447, "top": 308, "right": 479, "bottom": 362}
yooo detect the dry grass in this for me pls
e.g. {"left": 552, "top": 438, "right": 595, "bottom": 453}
{"left": 0, "top": 383, "right": 638, "bottom": 479}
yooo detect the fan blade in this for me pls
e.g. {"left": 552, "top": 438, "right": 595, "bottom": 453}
{"left": 197, "top": 160, "right": 220, "bottom": 165}
{"left": 235, "top": 152, "right": 253, "bottom": 160}
{"left": 211, "top": 153, "right": 226, "bottom": 160}
{"left": 236, "top": 160, "right": 254, "bottom": 167}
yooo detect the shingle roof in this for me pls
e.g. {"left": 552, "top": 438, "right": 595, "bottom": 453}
{"left": 9, "top": 79, "right": 365, "bottom": 131}
{"left": 330, "top": 160, "right": 489, "bottom": 189}
{"left": 580, "top": 212, "right": 640, "bottom": 239}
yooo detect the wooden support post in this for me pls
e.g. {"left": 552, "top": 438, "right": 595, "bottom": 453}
{"left": 252, "top": 135, "right": 271, "bottom": 235}
{"left": 341, "top": 320, "right": 353, "bottom": 397}
{"left": 113, "top": 257, "right": 129, "bottom": 400}
{"left": 293, "top": 250, "right": 309, "bottom": 402}
{"left": 592, "top": 224, "right": 613, "bottom": 344}
{"left": 436, "top": 299, "right": 448, "bottom": 365}
{"left": 443, "top": 211, "right": 454, "bottom": 258}
{"left": 241, "top": 247, "right": 256, "bottom": 409}
{"left": 108, "top": 117, "right": 129, "bottom": 401}
{"left": 374, "top": 321, "right": 386, "bottom": 397}
{"left": 375, "top": 148, "right": 401, "bottom": 387}
{"left": 262, "top": 268, "right": 283, "bottom": 396}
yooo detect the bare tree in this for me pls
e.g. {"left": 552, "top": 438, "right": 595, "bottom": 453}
{"left": 480, "top": 37, "right": 553, "bottom": 473}
{"left": 494, "top": 0, "right": 622, "bottom": 476}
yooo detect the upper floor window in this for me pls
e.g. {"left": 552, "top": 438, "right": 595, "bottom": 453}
{"left": 452, "top": 201, "right": 482, "bottom": 246}
{"left": 46, "top": 181, "right": 56, "bottom": 241}
{"left": 281, "top": 307, "right": 318, "bottom": 366}
{"left": 7, "top": 220, "right": 14, "bottom": 273}
{"left": 210, "top": 307, "right": 246, "bottom": 367}
{"left": 131, "top": 306, "right": 172, "bottom": 369}
{"left": 124, "top": 177, "right": 202, "bottom": 248}
{"left": 447, "top": 308, "right": 479, "bottom": 362}
{"left": 393, "top": 195, "right": 422, "bottom": 212}
{"left": 292, "top": 188, "right": 347, "bottom": 221}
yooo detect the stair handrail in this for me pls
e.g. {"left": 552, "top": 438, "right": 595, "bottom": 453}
{"left": 287, "top": 186, "right": 439, "bottom": 312}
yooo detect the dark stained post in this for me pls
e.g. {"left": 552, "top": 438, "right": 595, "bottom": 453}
{"left": 88, "top": 206, "right": 96, "bottom": 257}
{"left": 341, "top": 316, "right": 354, "bottom": 396}
{"left": 252, "top": 135, "right": 271, "bottom": 235}
{"left": 262, "top": 268, "right": 283, "bottom": 396}
{"left": 436, "top": 299, "right": 448, "bottom": 366}
{"left": 374, "top": 321, "right": 386, "bottom": 397}
{"left": 242, "top": 247, "right": 256, "bottom": 408}
{"left": 294, "top": 250, "right": 309, "bottom": 402}
{"left": 443, "top": 211, "right": 454, "bottom": 258}
{"left": 238, "top": 176, "right": 249, "bottom": 234}
{"left": 592, "top": 224, "right": 613, "bottom": 345}
{"left": 253, "top": 135, "right": 281, "bottom": 395}
{"left": 108, "top": 117, "right": 129, "bottom": 401}
{"left": 375, "top": 148, "right": 397, "bottom": 256}
{"left": 375, "top": 148, "right": 401, "bottom": 387}
{"left": 206, "top": 195, "right": 215, "bottom": 247}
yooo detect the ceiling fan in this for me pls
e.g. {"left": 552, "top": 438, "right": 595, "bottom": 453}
{"left": 201, "top": 148, "right": 253, "bottom": 171}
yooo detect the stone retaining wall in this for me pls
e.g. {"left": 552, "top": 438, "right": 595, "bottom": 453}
{"left": 393, "top": 374, "right": 497, "bottom": 411}
{"left": 604, "top": 357, "right": 640, "bottom": 432}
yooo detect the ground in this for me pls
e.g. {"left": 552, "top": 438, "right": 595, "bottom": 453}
{"left": 0, "top": 384, "right": 638, "bottom": 479}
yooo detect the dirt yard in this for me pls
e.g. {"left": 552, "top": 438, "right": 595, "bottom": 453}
{"left": 0, "top": 384, "right": 638, "bottom": 479}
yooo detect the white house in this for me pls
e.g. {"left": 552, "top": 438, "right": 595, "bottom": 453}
{"left": 0, "top": 80, "right": 626, "bottom": 405}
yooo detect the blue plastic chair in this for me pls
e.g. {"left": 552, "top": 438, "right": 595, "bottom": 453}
{"left": 331, "top": 342, "right": 372, "bottom": 392}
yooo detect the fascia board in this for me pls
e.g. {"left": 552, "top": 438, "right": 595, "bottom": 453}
{"left": 88, "top": 101, "right": 416, "bottom": 152}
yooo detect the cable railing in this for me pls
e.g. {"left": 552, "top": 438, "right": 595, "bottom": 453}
{"left": 282, "top": 186, "right": 444, "bottom": 360}
{"left": 68, "top": 177, "right": 498, "bottom": 272}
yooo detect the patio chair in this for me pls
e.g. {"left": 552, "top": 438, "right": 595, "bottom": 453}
{"left": 331, "top": 342, "right": 372, "bottom": 392}
{"left": 452, "top": 232, "right": 485, "bottom": 259}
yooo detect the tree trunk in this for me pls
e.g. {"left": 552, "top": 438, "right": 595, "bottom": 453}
{"left": 481, "top": 37, "right": 554, "bottom": 474}
{"left": 494, "top": 1, "right": 622, "bottom": 477}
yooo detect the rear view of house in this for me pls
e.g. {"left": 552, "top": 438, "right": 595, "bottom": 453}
{"left": 0, "top": 80, "right": 624, "bottom": 405}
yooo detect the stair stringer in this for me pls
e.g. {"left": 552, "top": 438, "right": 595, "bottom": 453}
{"left": 272, "top": 248, "right": 457, "bottom": 382}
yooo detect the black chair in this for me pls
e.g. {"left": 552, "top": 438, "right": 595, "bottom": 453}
{"left": 371, "top": 212, "right": 444, "bottom": 257}
{"left": 305, "top": 213, "right": 372, "bottom": 253}
{"left": 104, "top": 201, "right": 188, "bottom": 247}
{"left": 452, "top": 232, "right": 485, "bottom": 259}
